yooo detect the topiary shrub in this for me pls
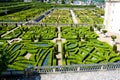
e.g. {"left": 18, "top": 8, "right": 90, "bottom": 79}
{"left": 90, "top": 26, "right": 94, "bottom": 32}
{"left": 94, "top": 24, "right": 97, "bottom": 28}
{"left": 113, "top": 44, "right": 117, "bottom": 53}
{"left": 85, "top": 35, "right": 89, "bottom": 41}
{"left": 0, "top": 27, "right": 2, "bottom": 30}
{"left": 102, "top": 29, "right": 107, "bottom": 37}
{"left": 111, "top": 35, "right": 117, "bottom": 41}
{"left": 96, "top": 26, "right": 101, "bottom": 32}
{"left": 38, "top": 34, "right": 42, "bottom": 42}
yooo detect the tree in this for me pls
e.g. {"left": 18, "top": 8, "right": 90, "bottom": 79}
{"left": 15, "top": 23, "right": 18, "bottom": 27}
{"left": 82, "top": 34, "right": 85, "bottom": 40}
{"left": 90, "top": 26, "right": 94, "bottom": 32}
{"left": 85, "top": 35, "right": 89, "bottom": 41}
{"left": 31, "top": 35, "right": 34, "bottom": 42}
{"left": 61, "top": 0, "right": 65, "bottom": 4}
{"left": 102, "top": 29, "right": 107, "bottom": 37}
{"left": 94, "top": 24, "right": 97, "bottom": 29}
{"left": 111, "top": 35, "right": 117, "bottom": 42}
{"left": 111, "top": 35, "right": 117, "bottom": 44}
{"left": 113, "top": 44, "right": 117, "bottom": 53}
{"left": 5, "top": 23, "right": 8, "bottom": 27}
{"left": 1, "top": 23, "right": 3, "bottom": 26}
{"left": 77, "top": 33, "right": 81, "bottom": 41}
{"left": 38, "top": 34, "right": 42, "bottom": 41}
{"left": 96, "top": 26, "right": 101, "bottom": 33}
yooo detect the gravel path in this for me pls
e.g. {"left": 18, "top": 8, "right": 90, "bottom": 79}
{"left": 56, "top": 26, "right": 62, "bottom": 65}
{"left": 70, "top": 9, "right": 78, "bottom": 24}
{"left": 51, "top": 26, "right": 66, "bottom": 65}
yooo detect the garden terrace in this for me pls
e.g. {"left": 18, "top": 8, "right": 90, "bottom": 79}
{"left": 0, "top": 6, "right": 120, "bottom": 75}
{"left": 0, "top": 3, "right": 54, "bottom": 22}
{"left": 0, "top": 41, "right": 57, "bottom": 70}
{"left": 0, "top": 26, "right": 58, "bottom": 70}
{"left": 63, "top": 40, "right": 120, "bottom": 65}
{"left": 0, "top": 7, "right": 50, "bottom": 22}
{"left": 61, "top": 26, "right": 120, "bottom": 65}
{"left": 0, "top": 2, "right": 33, "bottom": 16}
{"left": 40, "top": 9, "right": 73, "bottom": 24}
{"left": 0, "top": 25, "right": 120, "bottom": 72}
{"left": 74, "top": 8, "right": 104, "bottom": 24}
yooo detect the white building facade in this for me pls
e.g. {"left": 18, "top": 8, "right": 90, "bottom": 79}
{"left": 104, "top": 0, "right": 120, "bottom": 34}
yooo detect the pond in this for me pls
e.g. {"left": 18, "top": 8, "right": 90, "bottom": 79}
{"left": 67, "top": 43, "right": 76, "bottom": 48}
{"left": 42, "top": 53, "right": 50, "bottom": 66}
{"left": 35, "top": 43, "right": 49, "bottom": 47}
{"left": 13, "top": 44, "right": 20, "bottom": 50}
{"left": 34, "top": 15, "right": 45, "bottom": 22}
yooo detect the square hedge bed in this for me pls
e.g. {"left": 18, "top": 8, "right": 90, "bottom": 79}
{"left": 62, "top": 39, "right": 120, "bottom": 65}
{"left": 61, "top": 26, "right": 120, "bottom": 65}
{"left": 0, "top": 40, "right": 57, "bottom": 70}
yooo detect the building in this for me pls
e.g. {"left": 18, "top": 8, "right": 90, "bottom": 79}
{"left": 24, "top": 0, "right": 32, "bottom": 2}
{"left": 72, "top": 0, "right": 82, "bottom": 5}
{"left": 104, "top": 0, "right": 120, "bottom": 34}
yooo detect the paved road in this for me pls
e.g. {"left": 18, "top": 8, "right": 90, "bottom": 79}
{"left": 41, "top": 69, "right": 120, "bottom": 80}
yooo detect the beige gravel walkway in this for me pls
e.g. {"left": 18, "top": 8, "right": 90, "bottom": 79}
{"left": 70, "top": 9, "right": 78, "bottom": 24}
{"left": 24, "top": 53, "right": 31, "bottom": 59}
{"left": 52, "top": 26, "right": 66, "bottom": 65}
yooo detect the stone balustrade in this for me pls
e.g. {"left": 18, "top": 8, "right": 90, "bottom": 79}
{"left": 34, "top": 62, "right": 120, "bottom": 73}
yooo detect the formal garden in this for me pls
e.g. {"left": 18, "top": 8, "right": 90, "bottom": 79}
{"left": 0, "top": 2, "right": 120, "bottom": 72}
{"left": 40, "top": 9, "right": 73, "bottom": 24}
{"left": 0, "top": 26, "right": 58, "bottom": 70}
{"left": 0, "top": 3, "right": 54, "bottom": 22}
{"left": 74, "top": 8, "right": 104, "bottom": 24}
{"left": 61, "top": 26, "right": 120, "bottom": 65}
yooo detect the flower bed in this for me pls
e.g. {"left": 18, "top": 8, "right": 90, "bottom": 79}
{"left": 1, "top": 40, "right": 57, "bottom": 70}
